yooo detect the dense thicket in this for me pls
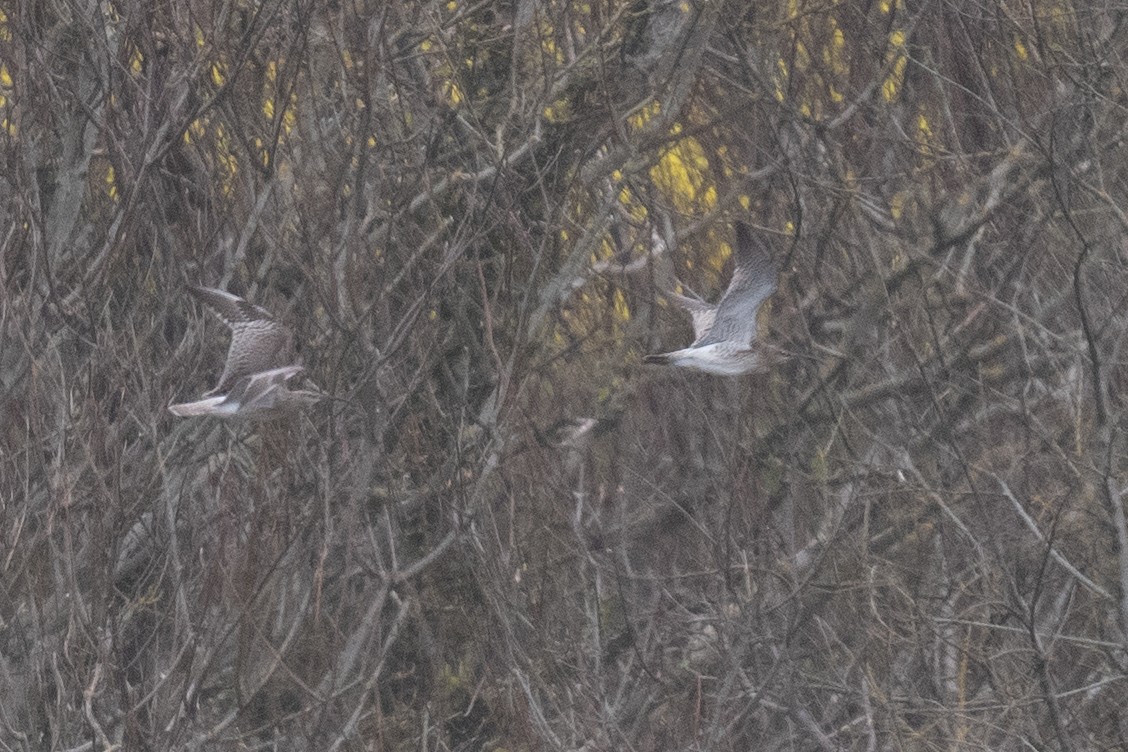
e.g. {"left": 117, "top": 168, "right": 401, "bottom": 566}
{"left": 3, "top": 1, "right": 1128, "bottom": 749}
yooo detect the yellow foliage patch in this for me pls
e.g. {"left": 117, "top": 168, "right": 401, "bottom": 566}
{"left": 795, "top": 39, "right": 811, "bottom": 70}
{"left": 775, "top": 7, "right": 855, "bottom": 116}
{"left": 917, "top": 114, "right": 934, "bottom": 141}
{"left": 1014, "top": 37, "right": 1029, "bottom": 60}
{"left": 543, "top": 100, "right": 572, "bottom": 122}
{"left": 915, "top": 114, "right": 936, "bottom": 163}
{"left": 889, "top": 192, "right": 906, "bottom": 220}
{"left": 183, "top": 118, "right": 206, "bottom": 145}
{"left": 650, "top": 135, "right": 715, "bottom": 213}
{"left": 618, "top": 185, "right": 649, "bottom": 222}
{"left": 825, "top": 26, "right": 847, "bottom": 75}
{"left": 882, "top": 30, "right": 907, "bottom": 101}
{"left": 283, "top": 101, "right": 296, "bottom": 133}
{"left": 702, "top": 236, "right": 732, "bottom": 278}
{"left": 628, "top": 100, "right": 660, "bottom": 132}
{"left": 443, "top": 80, "right": 464, "bottom": 105}
{"left": 774, "top": 58, "right": 788, "bottom": 102}
{"left": 612, "top": 289, "right": 630, "bottom": 322}
{"left": 541, "top": 27, "right": 563, "bottom": 64}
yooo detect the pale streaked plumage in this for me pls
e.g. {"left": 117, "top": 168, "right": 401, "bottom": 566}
{"left": 645, "top": 222, "right": 778, "bottom": 375}
{"left": 168, "top": 366, "right": 322, "bottom": 418}
{"left": 185, "top": 286, "right": 295, "bottom": 396}
{"left": 169, "top": 286, "right": 323, "bottom": 419}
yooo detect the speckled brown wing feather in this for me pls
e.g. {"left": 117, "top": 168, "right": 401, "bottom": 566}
{"left": 188, "top": 286, "right": 295, "bottom": 396}
{"left": 694, "top": 222, "right": 777, "bottom": 348}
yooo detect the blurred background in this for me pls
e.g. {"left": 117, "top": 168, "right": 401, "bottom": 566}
{"left": 2, "top": 0, "right": 1128, "bottom": 749}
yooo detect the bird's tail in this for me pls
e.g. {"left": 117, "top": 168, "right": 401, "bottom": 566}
{"left": 643, "top": 353, "right": 671, "bottom": 365}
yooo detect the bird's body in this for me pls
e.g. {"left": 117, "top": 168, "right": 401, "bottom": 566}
{"left": 168, "top": 366, "right": 322, "bottom": 419}
{"left": 643, "top": 343, "right": 764, "bottom": 375}
{"left": 169, "top": 287, "right": 323, "bottom": 419}
{"left": 646, "top": 222, "right": 778, "bottom": 376}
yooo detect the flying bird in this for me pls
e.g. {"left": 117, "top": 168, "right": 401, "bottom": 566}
{"left": 644, "top": 222, "right": 778, "bottom": 375}
{"left": 168, "top": 365, "right": 322, "bottom": 418}
{"left": 168, "top": 286, "right": 324, "bottom": 418}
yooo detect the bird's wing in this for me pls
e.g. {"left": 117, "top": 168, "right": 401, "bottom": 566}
{"left": 188, "top": 286, "right": 295, "bottom": 394}
{"left": 664, "top": 290, "right": 718, "bottom": 343}
{"left": 226, "top": 366, "right": 305, "bottom": 409}
{"left": 695, "top": 222, "right": 778, "bottom": 348}
{"left": 238, "top": 365, "right": 305, "bottom": 394}
{"left": 188, "top": 286, "right": 277, "bottom": 328}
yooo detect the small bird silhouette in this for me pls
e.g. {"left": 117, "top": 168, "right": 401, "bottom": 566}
{"left": 644, "top": 222, "right": 778, "bottom": 375}
{"left": 168, "top": 286, "right": 323, "bottom": 418}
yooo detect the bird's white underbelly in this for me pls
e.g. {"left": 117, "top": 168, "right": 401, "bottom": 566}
{"left": 667, "top": 344, "right": 761, "bottom": 375}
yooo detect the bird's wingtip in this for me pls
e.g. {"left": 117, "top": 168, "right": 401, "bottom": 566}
{"left": 733, "top": 221, "right": 755, "bottom": 254}
{"left": 643, "top": 353, "right": 670, "bottom": 365}
{"left": 186, "top": 285, "right": 231, "bottom": 311}
{"left": 730, "top": 220, "right": 777, "bottom": 285}
{"left": 186, "top": 283, "right": 219, "bottom": 297}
